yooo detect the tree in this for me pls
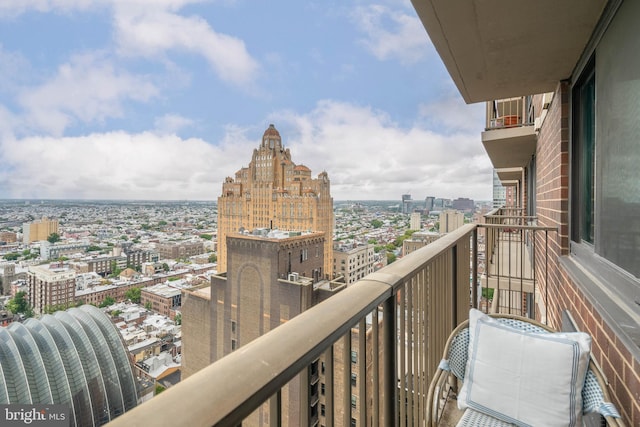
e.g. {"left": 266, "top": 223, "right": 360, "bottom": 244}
{"left": 386, "top": 252, "right": 397, "bottom": 264}
{"left": 208, "top": 253, "right": 217, "bottom": 263}
{"left": 6, "top": 291, "right": 34, "bottom": 318}
{"left": 86, "top": 245, "right": 102, "bottom": 252}
{"left": 162, "top": 263, "right": 170, "bottom": 272}
{"left": 174, "top": 313, "right": 182, "bottom": 325}
{"left": 3, "top": 252, "right": 19, "bottom": 261}
{"left": 199, "top": 234, "right": 212, "bottom": 240}
{"left": 155, "top": 384, "right": 166, "bottom": 395}
{"left": 144, "top": 301, "right": 152, "bottom": 311}
{"left": 125, "top": 287, "right": 142, "bottom": 303}
{"left": 99, "top": 296, "right": 116, "bottom": 308}
{"left": 371, "top": 219, "right": 383, "bottom": 229}
{"left": 47, "top": 232, "right": 61, "bottom": 244}
{"left": 109, "top": 260, "right": 122, "bottom": 278}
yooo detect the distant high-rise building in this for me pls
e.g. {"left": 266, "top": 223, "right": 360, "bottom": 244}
{"left": 410, "top": 212, "right": 422, "bottom": 230}
{"left": 439, "top": 209, "right": 465, "bottom": 233}
{"left": 492, "top": 170, "right": 506, "bottom": 208}
{"left": 22, "top": 217, "right": 59, "bottom": 244}
{"left": 424, "top": 196, "right": 435, "bottom": 213}
{"left": 401, "top": 194, "right": 413, "bottom": 214}
{"left": 0, "top": 305, "right": 138, "bottom": 426}
{"left": 217, "top": 124, "right": 333, "bottom": 277}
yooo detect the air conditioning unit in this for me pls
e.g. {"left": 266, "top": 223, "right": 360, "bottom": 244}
{"left": 288, "top": 272, "right": 299, "bottom": 282}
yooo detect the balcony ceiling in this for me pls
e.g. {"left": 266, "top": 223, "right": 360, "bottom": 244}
{"left": 481, "top": 126, "right": 536, "bottom": 169}
{"left": 496, "top": 167, "right": 523, "bottom": 183}
{"left": 411, "top": 0, "right": 607, "bottom": 103}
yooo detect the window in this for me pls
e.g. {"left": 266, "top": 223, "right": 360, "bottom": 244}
{"left": 572, "top": 15, "right": 640, "bottom": 279}
{"left": 350, "top": 350, "right": 357, "bottom": 363}
{"left": 321, "top": 383, "right": 325, "bottom": 395}
{"left": 351, "top": 395, "right": 356, "bottom": 408}
{"left": 321, "top": 404, "right": 325, "bottom": 417}
{"left": 231, "top": 339, "right": 236, "bottom": 351}
{"left": 571, "top": 57, "right": 595, "bottom": 245}
{"left": 231, "top": 320, "right": 236, "bottom": 333}
{"left": 351, "top": 373, "right": 357, "bottom": 387}
{"left": 566, "top": 0, "right": 640, "bottom": 349}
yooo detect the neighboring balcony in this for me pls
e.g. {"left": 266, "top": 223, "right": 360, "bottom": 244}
{"left": 481, "top": 96, "right": 537, "bottom": 171}
{"left": 107, "top": 213, "right": 569, "bottom": 427}
{"left": 481, "top": 207, "right": 556, "bottom": 322}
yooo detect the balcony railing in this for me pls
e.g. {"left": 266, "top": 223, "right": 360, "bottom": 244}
{"left": 485, "top": 96, "right": 534, "bottom": 130}
{"left": 107, "top": 215, "right": 555, "bottom": 427}
{"left": 482, "top": 207, "right": 556, "bottom": 321}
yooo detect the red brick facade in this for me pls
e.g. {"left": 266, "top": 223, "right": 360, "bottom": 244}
{"left": 535, "top": 82, "right": 639, "bottom": 425}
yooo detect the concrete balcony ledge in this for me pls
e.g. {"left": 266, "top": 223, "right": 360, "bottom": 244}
{"left": 481, "top": 124, "right": 536, "bottom": 169}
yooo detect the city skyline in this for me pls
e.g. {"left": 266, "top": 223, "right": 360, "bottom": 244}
{"left": 0, "top": 0, "right": 490, "bottom": 202}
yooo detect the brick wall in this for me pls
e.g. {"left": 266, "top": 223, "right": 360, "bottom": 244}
{"left": 534, "top": 81, "right": 638, "bottom": 425}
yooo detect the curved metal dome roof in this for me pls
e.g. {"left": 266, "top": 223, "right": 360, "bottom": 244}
{"left": 0, "top": 305, "right": 137, "bottom": 426}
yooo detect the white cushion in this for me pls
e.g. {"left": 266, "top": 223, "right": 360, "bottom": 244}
{"left": 458, "top": 309, "right": 591, "bottom": 427}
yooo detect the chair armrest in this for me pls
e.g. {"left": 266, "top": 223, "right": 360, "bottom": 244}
{"left": 427, "top": 368, "right": 455, "bottom": 427}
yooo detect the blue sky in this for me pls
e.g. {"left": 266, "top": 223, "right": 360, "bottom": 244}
{"left": 0, "top": 0, "right": 490, "bottom": 201}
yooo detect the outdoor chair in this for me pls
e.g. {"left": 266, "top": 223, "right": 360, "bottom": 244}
{"left": 427, "top": 309, "right": 624, "bottom": 427}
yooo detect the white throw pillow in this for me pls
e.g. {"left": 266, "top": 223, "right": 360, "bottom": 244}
{"left": 457, "top": 309, "right": 591, "bottom": 427}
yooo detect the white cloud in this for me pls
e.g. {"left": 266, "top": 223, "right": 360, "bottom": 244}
{"left": 419, "top": 92, "right": 486, "bottom": 134}
{"left": 18, "top": 53, "right": 158, "bottom": 135}
{"left": 352, "top": 4, "right": 433, "bottom": 64}
{"left": 0, "top": 130, "right": 255, "bottom": 200}
{"left": 0, "top": 100, "right": 492, "bottom": 201}
{"left": 0, "top": 0, "right": 259, "bottom": 87}
{"left": 271, "top": 100, "right": 492, "bottom": 200}
{"left": 113, "top": 4, "right": 259, "bottom": 86}
{"left": 154, "top": 114, "right": 195, "bottom": 134}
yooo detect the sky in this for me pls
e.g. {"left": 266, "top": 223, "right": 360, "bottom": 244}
{"left": 0, "top": 0, "right": 491, "bottom": 202}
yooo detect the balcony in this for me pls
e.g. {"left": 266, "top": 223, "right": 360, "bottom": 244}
{"left": 482, "top": 207, "right": 556, "bottom": 322}
{"left": 481, "top": 96, "right": 537, "bottom": 171}
{"left": 106, "top": 215, "right": 581, "bottom": 427}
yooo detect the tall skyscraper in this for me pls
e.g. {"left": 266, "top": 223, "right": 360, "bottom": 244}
{"left": 217, "top": 124, "right": 333, "bottom": 277}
